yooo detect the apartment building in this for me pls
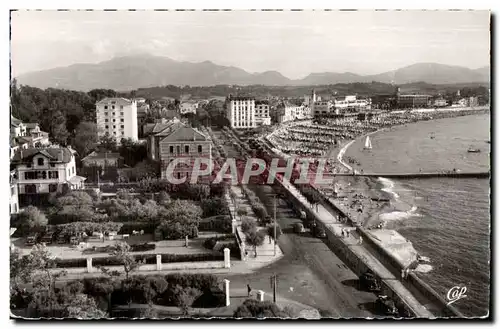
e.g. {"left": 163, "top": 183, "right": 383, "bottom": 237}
{"left": 11, "top": 146, "right": 86, "bottom": 205}
{"left": 312, "top": 100, "right": 331, "bottom": 117}
{"left": 96, "top": 98, "right": 138, "bottom": 142}
{"left": 255, "top": 101, "right": 271, "bottom": 126}
{"left": 226, "top": 96, "right": 256, "bottom": 129}
{"left": 333, "top": 96, "right": 372, "bottom": 113}
{"left": 180, "top": 101, "right": 198, "bottom": 115}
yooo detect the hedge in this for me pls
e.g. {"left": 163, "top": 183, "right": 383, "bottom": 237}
{"left": 54, "top": 252, "right": 224, "bottom": 268}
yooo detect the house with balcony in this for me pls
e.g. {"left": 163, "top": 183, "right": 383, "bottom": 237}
{"left": 10, "top": 117, "right": 50, "bottom": 159}
{"left": 11, "top": 146, "right": 86, "bottom": 206}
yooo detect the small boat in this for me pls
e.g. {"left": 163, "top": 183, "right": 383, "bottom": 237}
{"left": 364, "top": 136, "right": 373, "bottom": 150}
{"left": 467, "top": 148, "right": 481, "bottom": 153}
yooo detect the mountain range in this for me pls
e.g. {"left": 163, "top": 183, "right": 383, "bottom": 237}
{"left": 15, "top": 54, "right": 490, "bottom": 91}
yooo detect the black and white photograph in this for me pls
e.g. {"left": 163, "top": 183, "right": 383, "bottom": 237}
{"left": 7, "top": 9, "right": 491, "bottom": 320}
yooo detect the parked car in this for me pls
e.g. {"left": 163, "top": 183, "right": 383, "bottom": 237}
{"left": 26, "top": 233, "right": 39, "bottom": 246}
{"left": 294, "top": 222, "right": 305, "bottom": 233}
{"left": 360, "top": 270, "right": 381, "bottom": 291}
{"left": 375, "top": 295, "right": 398, "bottom": 316}
{"left": 40, "top": 232, "right": 55, "bottom": 244}
{"left": 70, "top": 236, "right": 80, "bottom": 245}
{"left": 314, "top": 228, "right": 327, "bottom": 239}
{"left": 56, "top": 234, "right": 68, "bottom": 244}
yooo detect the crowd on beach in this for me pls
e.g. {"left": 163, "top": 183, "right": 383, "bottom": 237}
{"left": 265, "top": 107, "right": 489, "bottom": 228}
{"left": 268, "top": 107, "right": 489, "bottom": 159}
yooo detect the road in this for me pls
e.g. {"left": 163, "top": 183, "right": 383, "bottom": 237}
{"left": 213, "top": 129, "right": 382, "bottom": 318}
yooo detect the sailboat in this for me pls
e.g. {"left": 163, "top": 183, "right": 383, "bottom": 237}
{"left": 364, "top": 136, "right": 373, "bottom": 150}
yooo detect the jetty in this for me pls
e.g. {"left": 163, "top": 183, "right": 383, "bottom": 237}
{"left": 344, "top": 171, "right": 490, "bottom": 179}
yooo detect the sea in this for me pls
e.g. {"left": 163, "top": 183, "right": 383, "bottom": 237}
{"left": 344, "top": 113, "right": 491, "bottom": 317}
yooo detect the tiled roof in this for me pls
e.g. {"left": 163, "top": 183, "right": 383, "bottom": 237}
{"left": 159, "top": 126, "right": 209, "bottom": 143}
{"left": 11, "top": 147, "right": 73, "bottom": 163}
{"left": 96, "top": 97, "right": 134, "bottom": 106}
{"left": 82, "top": 151, "right": 123, "bottom": 162}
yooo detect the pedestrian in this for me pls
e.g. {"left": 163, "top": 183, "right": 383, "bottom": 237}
{"left": 269, "top": 235, "right": 272, "bottom": 244}
{"left": 247, "top": 284, "right": 252, "bottom": 297}
{"left": 341, "top": 229, "right": 345, "bottom": 238}
{"left": 346, "top": 230, "right": 350, "bottom": 238}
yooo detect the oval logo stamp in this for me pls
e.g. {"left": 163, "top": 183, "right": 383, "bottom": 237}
{"left": 446, "top": 286, "right": 467, "bottom": 306}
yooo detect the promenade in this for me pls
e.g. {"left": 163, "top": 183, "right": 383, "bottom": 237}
{"left": 278, "top": 176, "right": 435, "bottom": 318}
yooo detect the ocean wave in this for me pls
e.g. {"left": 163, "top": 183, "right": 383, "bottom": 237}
{"left": 414, "top": 264, "right": 433, "bottom": 273}
{"left": 379, "top": 206, "right": 421, "bottom": 221}
{"left": 378, "top": 177, "right": 400, "bottom": 199}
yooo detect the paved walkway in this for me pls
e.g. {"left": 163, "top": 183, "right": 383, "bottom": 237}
{"left": 226, "top": 185, "right": 284, "bottom": 268}
{"left": 279, "top": 177, "right": 435, "bottom": 318}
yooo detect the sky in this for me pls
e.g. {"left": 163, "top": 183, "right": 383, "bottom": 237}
{"left": 10, "top": 10, "right": 491, "bottom": 79}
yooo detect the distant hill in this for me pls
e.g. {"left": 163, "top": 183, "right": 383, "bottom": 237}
{"left": 16, "top": 54, "right": 490, "bottom": 91}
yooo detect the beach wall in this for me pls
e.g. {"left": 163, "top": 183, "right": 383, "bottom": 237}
{"left": 274, "top": 180, "right": 420, "bottom": 317}
{"left": 320, "top": 196, "right": 464, "bottom": 317}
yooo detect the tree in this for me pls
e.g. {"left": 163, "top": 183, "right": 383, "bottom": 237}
{"left": 13, "top": 205, "right": 48, "bottom": 232}
{"left": 12, "top": 245, "right": 68, "bottom": 317}
{"left": 267, "top": 223, "right": 282, "bottom": 241}
{"left": 49, "top": 110, "right": 70, "bottom": 145}
{"left": 111, "top": 242, "right": 142, "bottom": 280}
{"left": 241, "top": 217, "right": 257, "bottom": 234}
{"left": 73, "top": 121, "right": 98, "bottom": 157}
{"left": 65, "top": 293, "right": 107, "bottom": 319}
{"left": 99, "top": 133, "right": 117, "bottom": 152}
{"left": 233, "top": 299, "right": 289, "bottom": 318}
{"left": 245, "top": 228, "right": 265, "bottom": 257}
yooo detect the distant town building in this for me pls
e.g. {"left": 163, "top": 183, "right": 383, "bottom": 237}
{"left": 433, "top": 98, "right": 448, "bottom": 107}
{"left": 81, "top": 151, "right": 124, "bottom": 168}
{"left": 180, "top": 101, "right": 198, "bottom": 115}
{"left": 226, "top": 96, "right": 256, "bottom": 129}
{"left": 11, "top": 146, "right": 86, "bottom": 205}
{"left": 96, "top": 98, "right": 138, "bottom": 142}
{"left": 395, "top": 87, "right": 431, "bottom": 108}
{"left": 333, "top": 95, "right": 372, "bottom": 113}
{"left": 146, "top": 119, "right": 212, "bottom": 181}
{"left": 312, "top": 100, "right": 331, "bottom": 117}
{"left": 255, "top": 101, "right": 271, "bottom": 126}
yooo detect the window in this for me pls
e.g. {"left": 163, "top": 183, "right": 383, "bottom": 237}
{"left": 113, "top": 112, "right": 116, "bottom": 116}
{"left": 105, "top": 112, "right": 108, "bottom": 116}
{"left": 25, "top": 184, "right": 36, "bottom": 194}
{"left": 37, "top": 158, "right": 44, "bottom": 166}
{"left": 48, "top": 171, "right": 59, "bottom": 179}
{"left": 113, "top": 119, "right": 116, "bottom": 122}
{"left": 113, "top": 132, "right": 116, "bottom": 135}
{"left": 105, "top": 125, "right": 109, "bottom": 129}
{"left": 120, "top": 106, "right": 124, "bottom": 110}
{"left": 185, "top": 145, "right": 189, "bottom": 153}
{"left": 112, "top": 105, "right": 115, "bottom": 109}
{"left": 113, "top": 125, "right": 116, "bottom": 128}
{"left": 105, "top": 119, "right": 109, "bottom": 123}
{"left": 68, "top": 169, "right": 70, "bottom": 176}
{"left": 198, "top": 145, "right": 202, "bottom": 153}
{"left": 49, "top": 184, "right": 58, "bottom": 193}
{"left": 121, "top": 125, "right": 124, "bottom": 129}
{"left": 11, "top": 186, "right": 15, "bottom": 195}
{"left": 176, "top": 146, "right": 180, "bottom": 154}
{"left": 177, "top": 172, "right": 181, "bottom": 179}
{"left": 170, "top": 146, "right": 174, "bottom": 154}
{"left": 120, "top": 112, "right": 124, "bottom": 116}
{"left": 120, "top": 119, "right": 124, "bottom": 122}
{"left": 72, "top": 167, "right": 75, "bottom": 174}
{"left": 104, "top": 106, "right": 108, "bottom": 110}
